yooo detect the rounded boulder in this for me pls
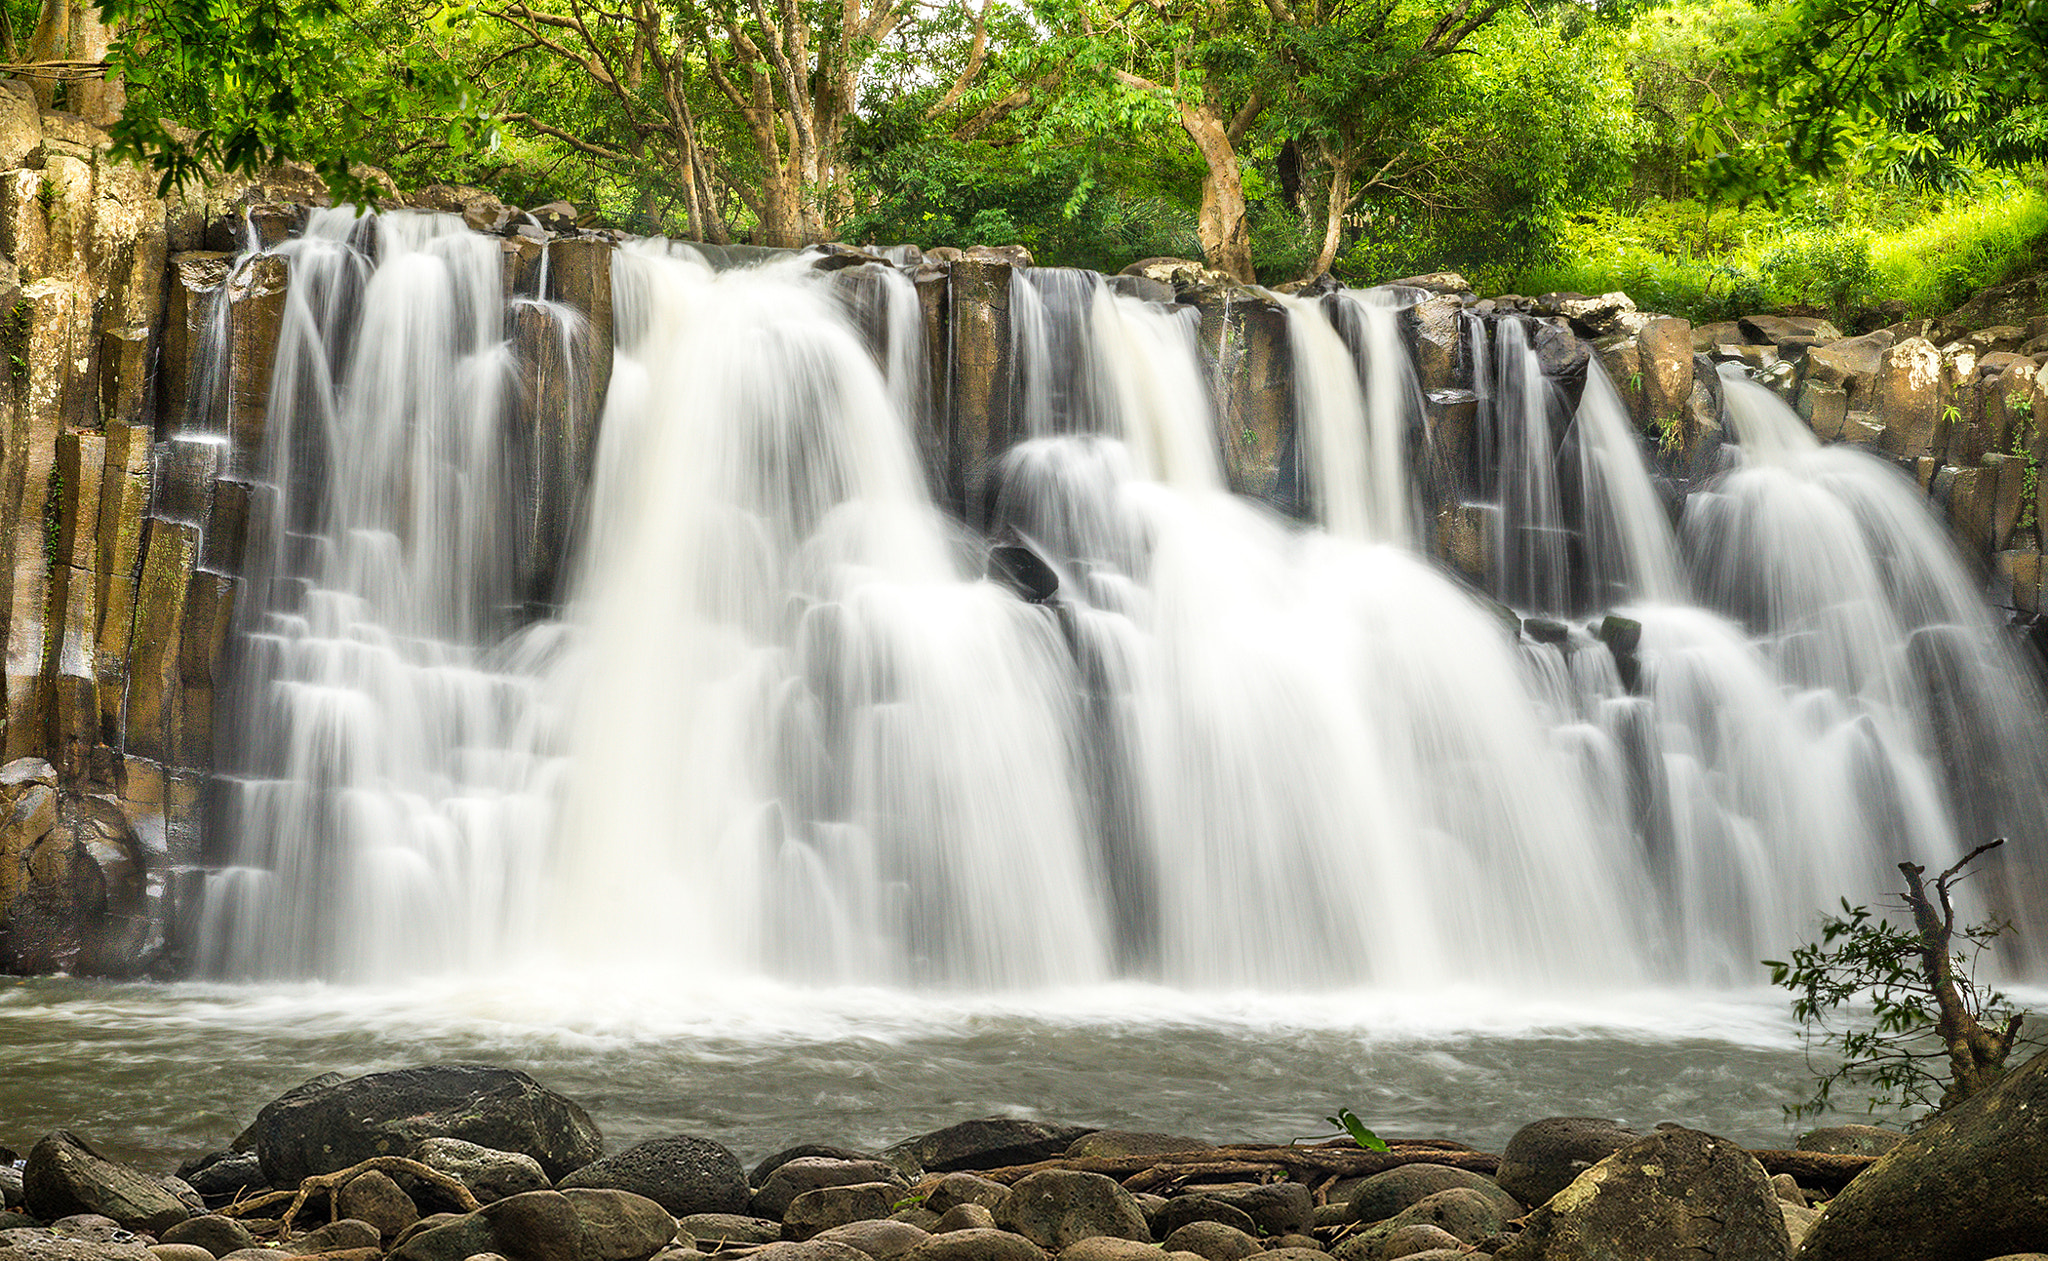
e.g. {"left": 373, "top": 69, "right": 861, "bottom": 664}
{"left": 557, "top": 1136, "right": 749, "bottom": 1218}
{"left": 249, "top": 1065, "right": 602, "bottom": 1186}
{"left": 998, "top": 1171, "right": 1151, "bottom": 1251}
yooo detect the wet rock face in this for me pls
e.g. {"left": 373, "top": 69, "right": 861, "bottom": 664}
{"left": 556, "top": 1136, "right": 751, "bottom": 1218}
{"left": 1493, "top": 1126, "right": 1789, "bottom": 1261}
{"left": 21, "top": 1131, "right": 196, "bottom": 1235}
{"left": 1493, "top": 1117, "right": 1642, "bottom": 1207}
{"left": 1794, "top": 1046, "right": 2048, "bottom": 1261}
{"left": 249, "top": 1065, "right": 604, "bottom": 1187}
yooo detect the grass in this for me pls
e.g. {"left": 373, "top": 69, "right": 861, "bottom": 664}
{"left": 1505, "top": 173, "right": 2048, "bottom": 325}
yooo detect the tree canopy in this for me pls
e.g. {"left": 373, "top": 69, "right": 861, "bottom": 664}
{"left": 37, "top": 0, "right": 2044, "bottom": 287}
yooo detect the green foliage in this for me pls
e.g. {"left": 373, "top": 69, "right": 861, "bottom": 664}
{"left": 1692, "top": 0, "right": 2048, "bottom": 202}
{"left": 1766, "top": 895, "right": 2032, "bottom": 1121}
{"left": 2010, "top": 402, "right": 2039, "bottom": 534}
{"left": 100, "top": 0, "right": 494, "bottom": 202}
{"left": 1293, "top": 1106, "right": 1389, "bottom": 1151}
{"left": 1521, "top": 180, "right": 2047, "bottom": 321}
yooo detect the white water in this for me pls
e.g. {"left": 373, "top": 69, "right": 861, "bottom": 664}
{"left": 195, "top": 216, "right": 2048, "bottom": 999}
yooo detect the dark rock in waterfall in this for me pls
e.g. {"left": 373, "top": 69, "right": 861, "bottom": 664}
{"left": 1493, "top": 1127, "right": 1787, "bottom": 1261}
{"left": 883, "top": 1120, "right": 1094, "bottom": 1177}
{"left": 1104, "top": 275, "right": 1174, "bottom": 304}
{"left": 173, "top": 1151, "right": 266, "bottom": 1204}
{"left": 1794, "top": 1047, "right": 2048, "bottom": 1261}
{"left": 1493, "top": 1117, "right": 1643, "bottom": 1207}
{"left": 1150, "top": 1195, "right": 1258, "bottom": 1238}
{"left": 751, "top": 1146, "right": 874, "bottom": 1186}
{"left": 557, "top": 1135, "right": 749, "bottom": 1218}
{"left": 990, "top": 543, "right": 1059, "bottom": 604}
{"left": 21, "top": 1131, "right": 196, "bottom": 1235}
{"left": 753, "top": 1159, "right": 907, "bottom": 1221}
{"left": 1159, "top": 1221, "right": 1260, "bottom": 1261}
{"left": 248, "top": 1065, "right": 603, "bottom": 1187}
{"left": 996, "top": 1170, "right": 1150, "bottom": 1250}
{"left": 409, "top": 1137, "right": 552, "bottom": 1205}
{"left": 1522, "top": 617, "right": 1570, "bottom": 646}
{"left": 1347, "top": 1164, "right": 1522, "bottom": 1225}
{"left": 1794, "top": 1125, "right": 1903, "bottom": 1157}
{"left": 1531, "top": 318, "right": 1591, "bottom": 379}
{"left": 808, "top": 244, "right": 891, "bottom": 272}
{"left": 1598, "top": 615, "right": 1643, "bottom": 693}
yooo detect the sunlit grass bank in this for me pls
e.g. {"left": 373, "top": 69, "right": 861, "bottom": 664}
{"left": 1503, "top": 175, "right": 2048, "bottom": 323}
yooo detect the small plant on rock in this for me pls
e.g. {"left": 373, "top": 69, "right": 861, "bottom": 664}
{"left": 1767, "top": 840, "right": 2036, "bottom": 1122}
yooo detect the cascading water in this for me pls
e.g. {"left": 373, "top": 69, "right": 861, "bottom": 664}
{"left": 190, "top": 213, "right": 2048, "bottom": 996}
{"left": 197, "top": 209, "right": 559, "bottom": 979}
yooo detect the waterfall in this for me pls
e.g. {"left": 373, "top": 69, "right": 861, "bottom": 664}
{"left": 198, "top": 210, "right": 558, "bottom": 979}
{"left": 192, "top": 214, "right": 2048, "bottom": 989}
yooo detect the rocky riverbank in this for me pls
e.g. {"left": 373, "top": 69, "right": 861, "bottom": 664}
{"left": 3, "top": 1053, "right": 2047, "bottom": 1261}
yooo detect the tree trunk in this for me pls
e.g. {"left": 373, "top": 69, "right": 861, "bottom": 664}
{"left": 26, "top": 0, "right": 117, "bottom": 121}
{"left": 1178, "top": 100, "right": 1253, "bottom": 282}
{"left": 1309, "top": 156, "right": 1351, "bottom": 279}
{"left": 1900, "top": 842, "right": 2023, "bottom": 1110}
{"left": 757, "top": 169, "right": 805, "bottom": 246}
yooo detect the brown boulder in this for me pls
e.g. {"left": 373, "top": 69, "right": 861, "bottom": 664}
{"left": 1794, "top": 1046, "right": 2048, "bottom": 1261}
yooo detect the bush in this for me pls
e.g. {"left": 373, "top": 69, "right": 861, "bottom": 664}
{"left": 1766, "top": 841, "right": 2038, "bottom": 1122}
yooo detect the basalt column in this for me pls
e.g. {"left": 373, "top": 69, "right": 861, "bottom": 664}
{"left": 1194, "top": 288, "right": 1295, "bottom": 512}
{"left": 946, "top": 257, "right": 1014, "bottom": 527}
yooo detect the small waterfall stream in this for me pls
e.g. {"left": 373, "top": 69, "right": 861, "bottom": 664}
{"left": 191, "top": 214, "right": 2048, "bottom": 992}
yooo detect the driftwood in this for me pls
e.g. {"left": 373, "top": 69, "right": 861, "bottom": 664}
{"left": 981, "top": 1142, "right": 1501, "bottom": 1188}
{"left": 978, "top": 1140, "right": 1873, "bottom": 1197}
{"left": 1749, "top": 1149, "right": 1878, "bottom": 1194}
{"left": 217, "top": 1155, "right": 482, "bottom": 1240}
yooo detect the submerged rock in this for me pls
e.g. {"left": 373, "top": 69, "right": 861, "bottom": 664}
{"left": 250, "top": 1065, "right": 602, "bottom": 1186}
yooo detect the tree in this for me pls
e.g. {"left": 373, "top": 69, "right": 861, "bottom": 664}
{"left": 1694, "top": 0, "right": 2048, "bottom": 201}
{"left": 1041, "top": 0, "right": 1515, "bottom": 281}
{"left": 1767, "top": 840, "right": 2035, "bottom": 1121}
{"left": 95, "top": 0, "right": 492, "bottom": 203}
